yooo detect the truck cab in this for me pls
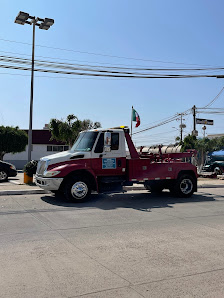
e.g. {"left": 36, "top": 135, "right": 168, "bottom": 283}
{"left": 35, "top": 128, "right": 127, "bottom": 200}
{"left": 35, "top": 127, "right": 197, "bottom": 202}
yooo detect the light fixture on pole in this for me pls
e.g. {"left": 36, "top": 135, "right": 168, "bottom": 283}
{"left": 202, "top": 125, "right": 206, "bottom": 138}
{"left": 14, "top": 11, "right": 54, "bottom": 162}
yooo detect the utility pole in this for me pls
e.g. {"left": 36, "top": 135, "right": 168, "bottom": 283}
{"left": 177, "top": 113, "right": 185, "bottom": 142}
{"left": 192, "top": 105, "right": 198, "bottom": 137}
{"left": 15, "top": 11, "right": 54, "bottom": 162}
{"left": 131, "top": 106, "right": 133, "bottom": 138}
{"left": 28, "top": 20, "right": 36, "bottom": 162}
{"left": 193, "top": 105, "right": 196, "bottom": 131}
{"left": 180, "top": 113, "right": 183, "bottom": 142}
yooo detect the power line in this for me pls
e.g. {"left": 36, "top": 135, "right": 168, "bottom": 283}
{"left": 1, "top": 54, "right": 224, "bottom": 79}
{"left": 2, "top": 49, "right": 224, "bottom": 72}
{"left": 0, "top": 71, "right": 132, "bottom": 80}
{"left": 203, "top": 87, "right": 224, "bottom": 108}
{"left": 132, "top": 130, "right": 179, "bottom": 140}
{"left": 132, "top": 114, "right": 181, "bottom": 135}
{"left": 0, "top": 37, "right": 222, "bottom": 67}
{"left": 136, "top": 113, "right": 182, "bottom": 131}
{"left": 197, "top": 107, "right": 224, "bottom": 109}
{"left": 0, "top": 72, "right": 127, "bottom": 81}
{"left": 196, "top": 111, "right": 224, "bottom": 114}
{"left": 1, "top": 54, "right": 224, "bottom": 80}
{"left": 132, "top": 108, "right": 192, "bottom": 135}
{"left": 1, "top": 49, "right": 211, "bottom": 69}
{"left": 2, "top": 54, "right": 224, "bottom": 72}
{"left": 1, "top": 62, "right": 224, "bottom": 79}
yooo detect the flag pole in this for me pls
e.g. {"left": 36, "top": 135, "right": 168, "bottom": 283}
{"left": 131, "top": 106, "right": 133, "bottom": 138}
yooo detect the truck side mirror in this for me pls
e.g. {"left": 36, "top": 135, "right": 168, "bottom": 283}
{"left": 104, "top": 132, "right": 111, "bottom": 152}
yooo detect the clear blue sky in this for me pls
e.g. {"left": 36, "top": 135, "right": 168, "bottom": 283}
{"left": 0, "top": 0, "right": 224, "bottom": 146}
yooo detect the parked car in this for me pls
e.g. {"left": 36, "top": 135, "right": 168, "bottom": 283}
{"left": 202, "top": 150, "right": 224, "bottom": 175}
{"left": 0, "top": 161, "right": 17, "bottom": 182}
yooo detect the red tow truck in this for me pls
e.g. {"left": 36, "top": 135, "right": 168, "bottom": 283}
{"left": 35, "top": 126, "right": 197, "bottom": 202}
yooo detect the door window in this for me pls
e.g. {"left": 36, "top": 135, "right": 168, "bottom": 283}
{"left": 94, "top": 132, "right": 119, "bottom": 153}
{"left": 94, "top": 133, "right": 104, "bottom": 153}
{"left": 111, "top": 133, "right": 119, "bottom": 150}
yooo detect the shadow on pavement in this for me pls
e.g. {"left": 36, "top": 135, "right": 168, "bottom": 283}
{"left": 40, "top": 190, "right": 217, "bottom": 212}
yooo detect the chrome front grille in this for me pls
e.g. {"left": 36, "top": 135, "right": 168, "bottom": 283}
{"left": 36, "top": 160, "right": 46, "bottom": 176}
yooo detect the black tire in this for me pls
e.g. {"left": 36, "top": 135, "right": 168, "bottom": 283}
{"left": 0, "top": 170, "right": 8, "bottom": 182}
{"left": 171, "top": 174, "right": 195, "bottom": 198}
{"left": 64, "top": 176, "right": 91, "bottom": 203}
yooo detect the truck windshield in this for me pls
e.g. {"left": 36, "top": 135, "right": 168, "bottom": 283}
{"left": 71, "top": 132, "right": 99, "bottom": 152}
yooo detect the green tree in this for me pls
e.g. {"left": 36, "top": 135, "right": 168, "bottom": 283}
{"left": 0, "top": 126, "right": 28, "bottom": 160}
{"left": 182, "top": 135, "right": 224, "bottom": 153}
{"left": 181, "top": 134, "right": 224, "bottom": 167}
{"left": 49, "top": 114, "right": 101, "bottom": 147}
{"left": 181, "top": 134, "right": 197, "bottom": 152}
{"left": 217, "top": 136, "right": 224, "bottom": 150}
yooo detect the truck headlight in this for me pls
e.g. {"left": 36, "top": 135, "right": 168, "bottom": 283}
{"left": 43, "top": 171, "right": 61, "bottom": 177}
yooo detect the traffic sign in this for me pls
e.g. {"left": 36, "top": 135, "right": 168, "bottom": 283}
{"left": 196, "top": 118, "right": 214, "bottom": 125}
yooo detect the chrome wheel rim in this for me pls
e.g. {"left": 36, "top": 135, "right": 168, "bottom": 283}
{"left": 71, "top": 181, "right": 88, "bottom": 199}
{"left": 0, "top": 171, "right": 7, "bottom": 181}
{"left": 214, "top": 167, "right": 221, "bottom": 175}
{"left": 180, "top": 178, "right": 193, "bottom": 195}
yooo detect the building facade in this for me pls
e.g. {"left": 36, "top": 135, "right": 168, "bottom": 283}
{"left": 4, "top": 129, "right": 68, "bottom": 169}
{"left": 207, "top": 133, "right": 224, "bottom": 139}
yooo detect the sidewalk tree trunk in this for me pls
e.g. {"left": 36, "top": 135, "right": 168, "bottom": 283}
{"left": 0, "top": 126, "right": 28, "bottom": 160}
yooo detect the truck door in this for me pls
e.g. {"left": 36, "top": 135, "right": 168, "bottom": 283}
{"left": 91, "top": 132, "right": 126, "bottom": 176}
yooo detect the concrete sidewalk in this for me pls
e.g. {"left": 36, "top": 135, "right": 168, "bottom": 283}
{"left": 0, "top": 172, "right": 46, "bottom": 196}
{"left": 1, "top": 172, "right": 224, "bottom": 196}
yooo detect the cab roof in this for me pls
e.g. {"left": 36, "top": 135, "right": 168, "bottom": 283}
{"left": 87, "top": 126, "right": 129, "bottom": 133}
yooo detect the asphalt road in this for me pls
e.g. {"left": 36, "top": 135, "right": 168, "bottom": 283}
{"left": 1, "top": 188, "right": 224, "bottom": 297}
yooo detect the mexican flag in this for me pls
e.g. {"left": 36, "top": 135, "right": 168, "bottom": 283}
{"left": 132, "top": 108, "right": 140, "bottom": 127}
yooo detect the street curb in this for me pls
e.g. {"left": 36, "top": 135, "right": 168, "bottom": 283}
{"left": 124, "top": 185, "right": 224, "bottom": 191}
{"left": 0, "top": 184, "right": 224, "bottom": 196}
{"left": 197, "top": 185, "right": 224, "bottom": 189}
{"left": 0, "top": 189, "right": 47, "bottom": 196}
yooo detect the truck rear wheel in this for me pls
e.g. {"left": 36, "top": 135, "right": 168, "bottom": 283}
{"left": 171, "top": 174, "right": 195, "bottom": 198}
{"left": 64, "top": 176, "right": 91, "bottom": 203}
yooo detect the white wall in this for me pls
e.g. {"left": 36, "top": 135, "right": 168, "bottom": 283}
{"left": 4, "top": 145, "right": 55, "bottom": 169}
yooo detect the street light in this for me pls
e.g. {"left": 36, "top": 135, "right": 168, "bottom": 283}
{"left": 14, "top": 11, "right": 54, "bottom": 162}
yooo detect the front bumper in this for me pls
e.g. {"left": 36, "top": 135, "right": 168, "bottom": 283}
{"left": 34, "top": 175, "right": 63, "bottom": 191}
{"left": 8, "top": 169, "right": 17, "bottom": 177}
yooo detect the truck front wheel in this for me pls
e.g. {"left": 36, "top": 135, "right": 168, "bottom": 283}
{"left": 64, "top": 176, "right": 91, "bottom": 203}
{"left": 171, "top": 174, "right": 195, "bottom": 198}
